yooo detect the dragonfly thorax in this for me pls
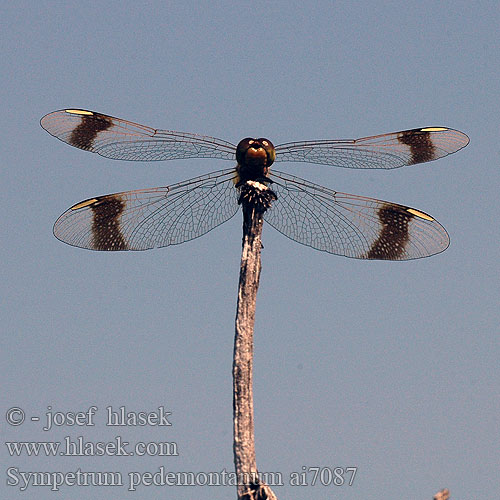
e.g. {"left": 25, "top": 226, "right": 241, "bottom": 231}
{"left": 235, "top": 137, "right": 275, "bottom": 184}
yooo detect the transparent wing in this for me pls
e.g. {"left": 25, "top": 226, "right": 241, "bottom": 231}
{"left": 274, "top": 127, "right": 469, "bottom": 169}
{"left": 53, "top": 169, "right": 240, "bottom": 250}
{"left": 41, "top": 109, "right": 236, "bottom": 161}
{"left": 266, "top": 170, "right": 449, "bottom": 260}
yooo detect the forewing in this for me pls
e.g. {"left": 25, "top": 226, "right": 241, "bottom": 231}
{"left": 266, "top": 170, "right": 449, "bottom": 260}
{"left": 41, "top": 109, "right": 236, "bottom": 161}
{"left": 274, "top": 127, "right": 469, "bottom": 169}
{"left": 53, "top": 169, "right": 240, "bottom": 250}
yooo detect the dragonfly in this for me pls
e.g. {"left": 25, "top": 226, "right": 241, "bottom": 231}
{"left": 41, "top": 109, "right": 469, "bottom": 260}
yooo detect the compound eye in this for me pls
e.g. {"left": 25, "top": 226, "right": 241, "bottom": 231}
{"left": 257, "top": 138, "right": 276, "bottom": 166}
{"left": 236, "top": 138, "right": 257, "bottom": 163}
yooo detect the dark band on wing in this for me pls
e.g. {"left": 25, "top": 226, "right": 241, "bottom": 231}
{"left": 397, "top": 129, "right": 435, "bottom": 165}
{"left": 69, "top": 113, "right": 113, "bottom": 150}
{"left": 366, "top": 204, "right": 414, "bottom": 259}
{"left": 91, "top": 196, "right": 128, "bottom": 250}
{"left": 70, "top": 196, "right": 128, "bottom": 250}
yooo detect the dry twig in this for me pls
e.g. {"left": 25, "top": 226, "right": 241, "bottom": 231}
{"left": 233, "top": 197, "right": 278, "bottom": 500}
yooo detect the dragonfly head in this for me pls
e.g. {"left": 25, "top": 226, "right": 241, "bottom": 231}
{"left": 236, "top": 138, "right": 275, "bottom": 169}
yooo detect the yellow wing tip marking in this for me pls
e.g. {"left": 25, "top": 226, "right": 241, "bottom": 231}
{"left": 71, "top": 198, "right": 98, "bottom": 210}
{"left": 65, "top": 109, "right": 94, "bottom": 116}
{"left": 407, "top": 208, "right": 434, "bottom": 221}
{"left": 420, "top": 127, "right": 448, "bottom": 132}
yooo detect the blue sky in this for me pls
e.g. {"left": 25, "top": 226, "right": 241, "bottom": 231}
{"left": 2, "top": 1, "right": 499, "bottom": 499}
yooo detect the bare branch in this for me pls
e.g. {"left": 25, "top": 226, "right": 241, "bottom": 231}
{"left": 433, "top": 488, "right": 450, "bottom": 500}
{"left": 233, "top": 194, "right": 278, "bottom": 500}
